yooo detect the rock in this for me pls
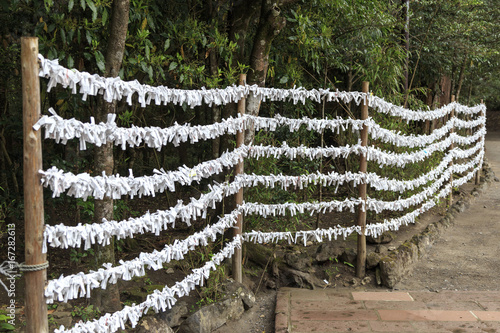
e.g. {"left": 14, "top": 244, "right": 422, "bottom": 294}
{"left": 266, "top": 279, "right": 277, "bottom": 289}
{"left": 159, "top": 301, "right": 189, "bottom": 327}
{"left": 245, "top": 242, "right": 275, "bottom": 268}
{"left": 379, "top": 242, "right": 419, "bottom": 288}
{"left": 284, "top": 252, "right": 312, "bottom": 271}
{"left": 366, "top": 252, "right": 382, "bottom": 269}
{"left": 179, "top": 297, "right": 244, "bottom": 333}
{"left": 51, "top": 311, "right": 72, "bottom": 320}
{"left": 375, "top": 267, "right": 382, "bottom": 285}
{"left": 361, "top": 276, "right": 371, "bottom": 285}
{"left": 166, "top": 268, "right": 175, "bottom": 274}
{"left": 52, "top": 315, "right": 73, "bottom": 329}
{"left": 136, "top": 316, "right": 174, "bottom": 333}
{"left": 315, "top": 243, "right": 343, "bottom": 263}
{"left": 222, "top": 278, "right": 256, "bottom": 309}
{"left": 367, "top": 231, "right": 394, "bottom": 244}
{"left": 54, "top": 303, "right": 72, "bottom": 312}
{"left": 283, "top": 266, "right": 327, "bottom": 289}
{"left": 375, "top": 245, "right": 387, "bottom": 254}
{"left": 339, "top": 248, "right": 356, "bottom": 265}
{"left": 51, "top": 307, "right": 73, "bottom": 329}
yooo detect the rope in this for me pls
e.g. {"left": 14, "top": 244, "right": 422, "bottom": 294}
{"left": 0, "top": 260, "right": 49, "bottom": 274}
{"left": 0, "top": 260, "right": 49, "bottom": 293}
{"left": 19, "top": 261, "right": 49, "bottom": 272}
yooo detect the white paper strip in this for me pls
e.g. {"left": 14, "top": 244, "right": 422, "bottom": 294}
{"left": 34, "top": 108, "right": 485, "bottom": 151}
{"left": 38, "top": 145, "right": 249, "bottom": 200}
{"left": 54, "top": 235, "right": 242, "bottom": 333}
{"left": 243, "top": 162, "right": 482, "bottom": 245}
{"left": 42, "top": 140, "right": 484, "bottom": 252}
{"left": 38, "top": 54, "right": 485, "bottom": 123}
{"left": 45, "top": 209, "right": 241, "bottom": 303}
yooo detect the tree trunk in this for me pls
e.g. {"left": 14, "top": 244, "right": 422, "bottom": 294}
{"left": 424, "top": 82, "right": 436, "bottom": 134}
{"left": 245, "top": 0, "right": 292, "bottom": 144}
{"left": 455, "top": 52, "right": 469, "bottom": 102}
{"left": 221, "top": 1, "right": 261, "bottom": 149}
{"left": 92, "top": 0, "right": 130, "bottom": 313}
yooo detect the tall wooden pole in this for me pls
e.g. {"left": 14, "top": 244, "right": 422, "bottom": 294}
{"left": 233, "top": 73, "right": 246, "bottom": 283}
{"left": 356, "top": 81, "right": 369, "bottom": 278}
{"left": 22, "top": 37, "right": 48, "bottom": 333}
{"left": 475, "top": 99, "right": 484, "bottom": 185}
{"left": 448, "top": 95, "right": 455, "bottom": 207}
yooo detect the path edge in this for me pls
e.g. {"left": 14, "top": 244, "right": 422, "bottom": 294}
{"left": 379, "top": 159, "right": 498, "bottom": 288}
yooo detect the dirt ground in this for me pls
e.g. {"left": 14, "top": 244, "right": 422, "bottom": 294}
{"left": 214, "top": 111, "right": 500, "bottom": 333}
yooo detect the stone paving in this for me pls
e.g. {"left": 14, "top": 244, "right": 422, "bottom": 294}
{"left": 275, "top": 289, "right": 500, "bottom": 332}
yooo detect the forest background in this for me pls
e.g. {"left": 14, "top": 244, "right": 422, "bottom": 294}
{"left": 0, "top": 0, "right": 500, "bottom": 316}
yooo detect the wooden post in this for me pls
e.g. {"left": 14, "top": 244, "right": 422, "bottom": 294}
{"left": 356, "top": 81, "right": 369, "bottom": 278}
{"left": 475, "top": 99, "right": 484, "bottom": 185}
{"left": 448, "top": 95, "right": 455, "bottom": 207}
{"left": 232, "top": 73, "right": 246, "bottom": 283}
{"left": 22, "top": 37, "right": 48, "bottom": 333}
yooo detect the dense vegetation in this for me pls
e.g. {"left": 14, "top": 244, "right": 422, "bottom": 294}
{"left": 1, "top": 0, "right": 499, "bottom": 314}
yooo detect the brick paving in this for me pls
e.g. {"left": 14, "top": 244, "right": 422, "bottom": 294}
{"left": 275, "top": 289, "right": 500, "bottom": 332}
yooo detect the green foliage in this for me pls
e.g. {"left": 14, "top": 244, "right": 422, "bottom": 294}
{"left": 114, "top": 199, "right": 139, "bottom": 221}
{"left": 0, "top": 310, "right": 15, "bottom": 331}
{"left": 70, "top": 248, "right": 95, "bottom": 265}
{"left": 71, "top": 305, "right": 101, "bottom": 322}
{"left": 178, "top": 236, "right": 228, "bottom": 307}
{"left": 77, "top": 198, "right": 94, "bottom": 220}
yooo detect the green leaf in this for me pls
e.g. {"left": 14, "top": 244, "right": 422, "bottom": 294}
{"left": 68, "top": 0, "right": 74, "bottom": 11}
{"left": 67, "top": 55, "right": 74, "bottom": 68}
{"left": 102, "top": 8, "right": 108, "bottom": 26}
{"left": 80, "top": 0, "right": 85, "bottom": 10}
{"left": 169, "top": 62, "right": 177, "bottom": 71}
{"left": 0, "top": 322, "right": 15, "bottom": 331}
{"left": 85, "top": 30, "right": 92, "bottom": 45}
{"left": 145, "top": 44, "right": 150, "bottom": 60}
{"left": 147, "top": 65, "right": 153, "bottom": 79}
{"left": 94, "top": 51, "right": 106, "bottom": 73}
{"left": 61, "top": 28, "right": 66, "bottom": 43}
{"left": 85, "top": 0, "right": 97, "bottom": 21}
{"left": 164, "top": 39, "right": 170, "bottom": 51}
{"left": 279, "top": 76, "right": 289, "bottom": 84}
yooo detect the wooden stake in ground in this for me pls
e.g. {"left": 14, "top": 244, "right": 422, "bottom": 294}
{"left": 448, "top": 95, "right": 455, "bottom": 207}
{"left": 475, "top": 99, "right": 484, "bottom": 185}
{"left": 356, "top": 81, "right": 369, "bottom": 278}
{"left": 233, "top": 73, "right": 246, "bottom": 283}
{"left": 22, "top": 37, "right": 48, "bottom": 333}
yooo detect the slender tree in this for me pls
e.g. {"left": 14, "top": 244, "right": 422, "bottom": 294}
{"left": 92, "top": 0, "right": 130, "bottom": 313}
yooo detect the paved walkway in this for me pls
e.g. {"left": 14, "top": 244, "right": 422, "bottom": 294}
{"left": 276, "top": 289, "right": 500, "bottom": 332}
